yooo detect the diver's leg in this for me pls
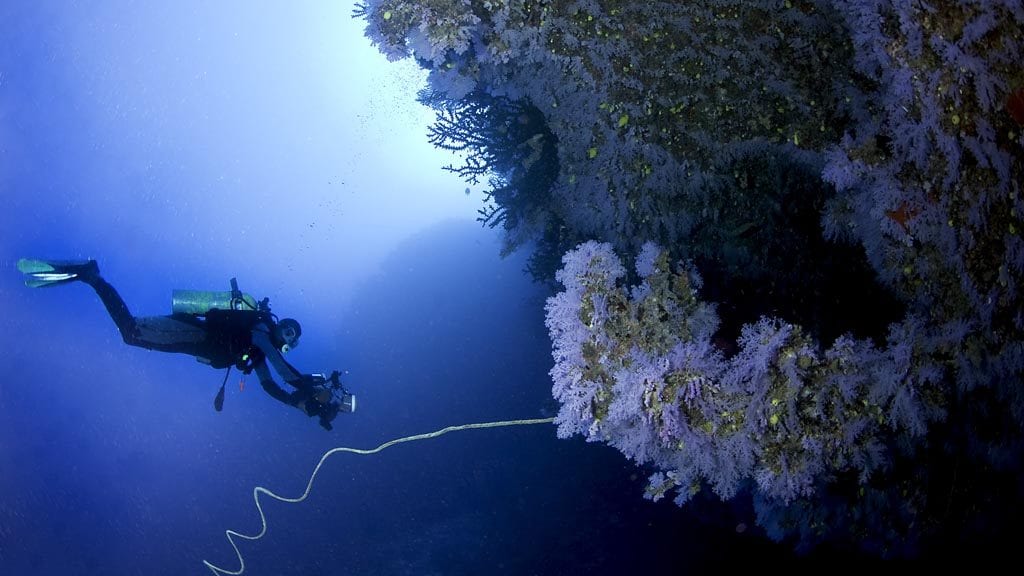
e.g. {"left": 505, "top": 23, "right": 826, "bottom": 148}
{"left": 75, "top": 276, "right": 205, "bottom": 353}
{"left": 18, "top": 258, "right": 143, "bottom": 343}
{"left": 19, "top": 258, "right": 212, "bottom": 355}
{"left": 79, "top": 274, "right": 144, "bottom": 345}
{"left": 129, "top": 316, "right": 209, "bottom": 354}
{"left": 17, "top": 258, "right": 144, "bottom": 342}
{"left": 78, "top": 275, "right": 206, "bottom": 352}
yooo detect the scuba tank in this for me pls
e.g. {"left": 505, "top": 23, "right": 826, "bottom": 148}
{"left": 182, "top": 277, "right": 272, "bottom": 413}
{"left": 171, "top": 278, "right": 258, "bottom": 315}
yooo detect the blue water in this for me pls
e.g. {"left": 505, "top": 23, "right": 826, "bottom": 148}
{"left": 3, "top": 221, "right": 818, "bottom": 575}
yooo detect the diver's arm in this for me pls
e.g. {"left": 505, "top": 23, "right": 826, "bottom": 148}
{"left": 250, "top": 323, "right": 336, "bottom": 428}
{"left": 253, "top": 361, "right": 295, "bottom": 405}
{"left": 253, "top": 359, "right": 319, "bottom": 411}
{"left": 251, "top": 325, "right": 308, "bottom": 388}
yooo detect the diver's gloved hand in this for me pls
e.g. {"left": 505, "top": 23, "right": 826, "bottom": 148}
{"left": 296, "top": 387, "right": 340, "bottom": 431}
{"left": 292, "top": 386, "right": 325, "bottom": 413}
{"left": 318, "top": 401, "right": 340, "bottom": 431}
{"left": 300, "top": 398, "right": 324, "bottom": 417}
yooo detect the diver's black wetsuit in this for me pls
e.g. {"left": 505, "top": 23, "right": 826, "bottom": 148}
{"left": 82, "top": 274, "right": 315, "bottom": 408}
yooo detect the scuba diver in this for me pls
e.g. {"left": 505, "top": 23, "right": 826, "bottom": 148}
{"left": 17, "top": 258, "right": 355, "bottom": 431}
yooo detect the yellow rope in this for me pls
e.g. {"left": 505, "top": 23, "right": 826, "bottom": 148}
{"left": 203, "top": 417, "right": 555, "bottom": 575}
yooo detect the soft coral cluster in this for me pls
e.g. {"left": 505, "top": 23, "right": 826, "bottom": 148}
{"left": 355, "top": 0, "right": 1024, "bottom": 556}
{"left": 545, "top": 242, "right": 957, "bottom": 552}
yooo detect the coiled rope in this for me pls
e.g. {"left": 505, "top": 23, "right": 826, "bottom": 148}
{"left": 203, "top": 417, "right": 555, "bottom": 575}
